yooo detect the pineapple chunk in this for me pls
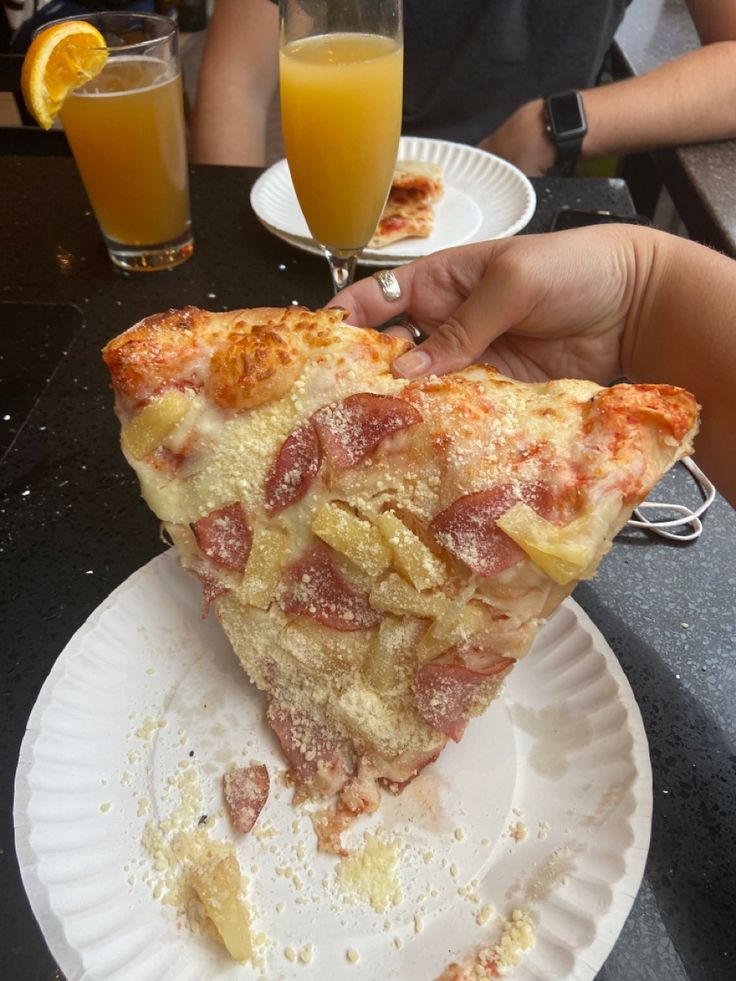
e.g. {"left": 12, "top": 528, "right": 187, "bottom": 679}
{"left": 189, "top": 850, "right": 252, "bottom": 962}
{"left": 312, "top": 502, "right": 391, "bottom": 576}
{"left": 239, "top": 524, "right": 288, "bottom": 609}
{"left": 364, "top": 618, "right": 409, "bottom": 691}
{"left": 121, "top": 390, "right": 192, "bottom": 460}
{"left": 496, "top": 499, "right": 621, "bottom": 585}
{"left": 415, "top": 601, "right": 491, "bottom": 664}
{"left": 372, "top": 509, "right": 446, "bottom": 590}
{"left": 430, "top": 577, "right": 478, "bottom": 643}
{"left": 370, "top": 573, "right": 448, "bottom": 619}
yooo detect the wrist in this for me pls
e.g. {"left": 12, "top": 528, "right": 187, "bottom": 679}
{"left": 529, "top": 99, "right": 557, "bottom": 173}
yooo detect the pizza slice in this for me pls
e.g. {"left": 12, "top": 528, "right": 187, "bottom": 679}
{"left": 369, "top": 160, "right": 444, "bottom": 249}
{"left": 103, "top": 306, "right": 698, "bottom": 854}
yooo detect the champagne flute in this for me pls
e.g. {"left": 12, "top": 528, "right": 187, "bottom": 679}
{"left": 279, "top": 0, "right": 403, "bottom": 292}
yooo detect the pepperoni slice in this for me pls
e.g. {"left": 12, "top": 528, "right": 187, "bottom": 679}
{"left": 192, "top": 502, "right": 252, "bottom": 572}
{"left": 266, "top": 702, "right": 354, "bottom": 791}
{"left": 430, "top": 483, "right": 553, "bottom": 578}
{"left": 264, "top": 420, "right": 322, "bottom": 516}
{"left": 313, "top": 393, "right": 422, "bottom": 468}
{"left": 223, "top": 763, "right": 270, "bottom": 834}
{"left": 413, "top": 656, "right": 513, "bottom": 743}
{"left": 280, "top": 542, "right": 382, "bottom": 631}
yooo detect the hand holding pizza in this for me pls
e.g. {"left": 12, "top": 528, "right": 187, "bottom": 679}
{"left": 330, "top": 225, "right": 644, "bottom": 384}
{"left": 330, "top": 224, "right": 736, "bottom": 504}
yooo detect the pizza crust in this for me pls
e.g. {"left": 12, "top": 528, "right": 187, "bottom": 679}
{"left": 104, "top": 306, "right": 412, "bottom": 411}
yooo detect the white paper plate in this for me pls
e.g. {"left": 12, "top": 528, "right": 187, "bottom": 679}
{"left": 15, "top": 550, "right": 650, "bottom": 981}
{"left": 250, "top": 136, "right": 537, "bottom": 267}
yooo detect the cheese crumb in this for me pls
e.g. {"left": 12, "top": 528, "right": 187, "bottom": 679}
{"left": 493, "top": 909, "right": 535, "bottom": 967}
{"left": 473, "top": 909, "right": 535, "bottom": 974}
{"left": 476, "top": 903, "right": 496, "bottom": 926}
{"left": 346, "top": 947, "right": 360, "bottom": 964}
{"left": 458, "top": 882, "right": 480, "bottom": 904}
{"left": 508, "top": 820, "right": 528, "bottom": 842}
{"left": 135, "top": 716, "right": 167, "bottom": 742}
{"left": 298, "top": 944, "right": 314, "bottom": 964}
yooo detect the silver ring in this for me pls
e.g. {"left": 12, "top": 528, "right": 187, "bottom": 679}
{"left": 379, "top": 315, "right": 425, "bottom": 343}
{"left": 399, "top": 317, "right": 424, "bottom": 342}
{"left": 373, "top": 268, "right": 402, "bottom": 302}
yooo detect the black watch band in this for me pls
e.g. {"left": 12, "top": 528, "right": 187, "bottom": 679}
{"left": 544, "top": 90, "right": 588, "bottom": 174}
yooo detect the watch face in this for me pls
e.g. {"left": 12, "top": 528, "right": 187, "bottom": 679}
{"left": 548, "top": 92, "right": 587, "bottom": 138}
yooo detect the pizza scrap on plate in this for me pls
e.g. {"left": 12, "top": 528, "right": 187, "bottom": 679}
{"left": 369, "top": 160, "right": 444, "bottom": 249}
{"left": 103, "top": 305, "right": 697, "bottom": 865}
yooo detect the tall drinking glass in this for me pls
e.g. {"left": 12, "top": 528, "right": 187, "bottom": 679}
{"left": 279, "top": 0, "right": 403, "bottom": 292}
{"left": 56, "top": 12, "right": 193, "bottom": 272}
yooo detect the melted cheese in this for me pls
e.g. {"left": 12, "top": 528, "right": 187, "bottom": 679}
{"left": 335, "top": 832, "right": 402, "bottom": 913}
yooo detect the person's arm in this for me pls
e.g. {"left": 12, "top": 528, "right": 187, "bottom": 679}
{"left": 190, "top": 0, "right": 279, "bottom": 166}
{"left": 329, "top": 227, "right": 736, "bottom": 504}
{"left": 622, "top": 230, "right": 736, "bottom": 504}
{"left": 581, "top": 41, "right": 736, "bottom": 160}
{"left": 686, "top": 0, "right": 736, "bottom": 44}
{"left": 480, "top": 18, "right": 736, "bottom": 174}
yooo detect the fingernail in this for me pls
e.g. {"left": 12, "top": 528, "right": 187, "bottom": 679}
{"left": 393, "top": 349, "right": 433, "bottom": 378}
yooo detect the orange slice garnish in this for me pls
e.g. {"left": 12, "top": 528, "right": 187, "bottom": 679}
{"left": 21, "top": 20, "right": 108, "bottom": 130}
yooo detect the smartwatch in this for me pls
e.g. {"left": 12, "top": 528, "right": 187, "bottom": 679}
{"left": 544, "top": 91, "right": 588, "bottom": 174}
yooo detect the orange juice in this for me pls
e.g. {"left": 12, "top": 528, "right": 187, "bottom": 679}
{"left": 280, "top": 33, "right": 403, "bottom": 254}
{"left": 60, "top": 57, "right": 189, "bottom": 246}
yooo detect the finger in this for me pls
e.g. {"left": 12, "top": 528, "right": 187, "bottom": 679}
{"left": 391, "top": 253, "right": 537, "bottom": 379}
{"left": 326, "top": 262, "right": 422, "bottom": 326}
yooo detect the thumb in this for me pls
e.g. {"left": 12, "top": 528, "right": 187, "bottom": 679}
{"left": 391, "top": 261, "right": 527, "bottom": 378}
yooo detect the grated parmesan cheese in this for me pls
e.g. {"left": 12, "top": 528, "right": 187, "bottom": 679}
{"left": 335, "top": 832, "right": 402, "bottom": 914}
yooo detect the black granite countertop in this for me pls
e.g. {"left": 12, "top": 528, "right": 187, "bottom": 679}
{"left": 615, "top": 0, "right": 736, "bottom": 255}
{"left": 1, "top": 157, "right": 734, "bottom": 981}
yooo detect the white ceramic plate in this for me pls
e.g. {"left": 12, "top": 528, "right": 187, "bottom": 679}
{"left": 15, "top": 550, "right": 650, "bottom": 981}
{"left": 250, "top": 136, "right": 537, "bottom": 267}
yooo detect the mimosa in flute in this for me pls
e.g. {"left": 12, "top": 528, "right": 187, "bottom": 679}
{"left": 279, "top": 0, "right": 403, "bottom": 292}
